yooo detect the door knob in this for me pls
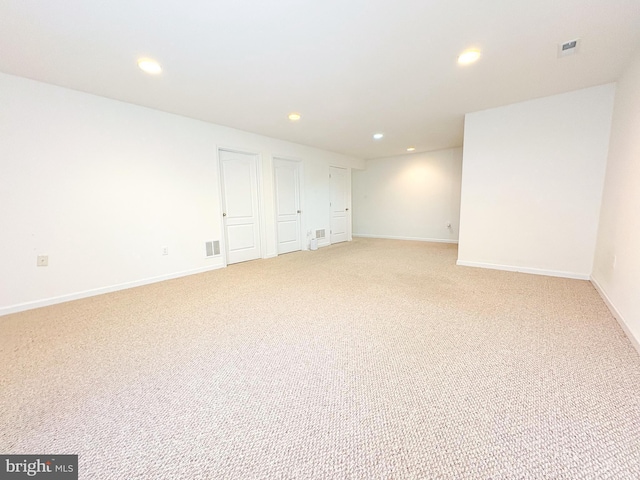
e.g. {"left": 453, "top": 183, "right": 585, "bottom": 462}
{"left": 222, "top": 213, "right": 227, "bottom": 217}
{"left": 346, "top": 208, "right": 349, "bottom": 211}
{"left": 297, "top": 210, "right": 301, "bottom": 213}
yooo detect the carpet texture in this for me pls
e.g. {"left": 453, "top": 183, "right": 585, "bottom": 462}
{"left": 1, "top": 238, "right": 639, "bottom": 479}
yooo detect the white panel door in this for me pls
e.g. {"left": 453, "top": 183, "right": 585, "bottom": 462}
{"left": 330, "top": 166, "right": 348, "bottom": 244}
{"left": 219, "top": 150, "right": 261, "bottom": 264}
{"left": 274, "top": 159, "right": 302, "bottom": 254}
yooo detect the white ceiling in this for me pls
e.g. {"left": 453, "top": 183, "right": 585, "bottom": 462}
{"left": 1, "top": 0, "right": 639, "bottom": 159}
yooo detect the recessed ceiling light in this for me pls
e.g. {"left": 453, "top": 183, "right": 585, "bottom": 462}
{"left": 137, "top": 58, "right": 162, "bottom": 75}
{"left": 288, "top": 113, "right": 301, "bottom": 121}
{"left": 457, "top": 49, "right": 481, "bottom": 65}
{"left": 373, "top": 133, "right": 384, "bottom": 140}
{"left": 407, "top": 147, "right": 416, "bottom": 152}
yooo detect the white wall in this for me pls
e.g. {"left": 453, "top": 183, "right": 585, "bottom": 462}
{"left": 457, "top": 84, "right": 615, "bottom": 279}
{"left": 352, "top": 148, "right": 462, "bottom": 243}
{"left": 0, "top": 73, "right": 363, "bottom": 315}
{"left": 592, "top": 50, "right": 640, "bottom": 351}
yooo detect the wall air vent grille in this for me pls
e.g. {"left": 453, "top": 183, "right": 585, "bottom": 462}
{"left": 316, "top": 229, "right": 325, "bottom": 239}
{"left": 205, "top": 240, "right": 220, "bottom": 257}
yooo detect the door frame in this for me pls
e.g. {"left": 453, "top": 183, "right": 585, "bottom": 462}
{"left": 329, "top": 165, "right": 352, "bottom": 245}
{"left": 272, "top": 156, "right": 306, "bottom": 253}
{"left": 216, "top": 146, "right": 266, "bottom": 266}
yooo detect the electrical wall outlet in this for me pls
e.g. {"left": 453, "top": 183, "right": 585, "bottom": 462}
{"left": 37, "top": 255, "right": 48, "bottom": 267}
{"left": 162, "top": 246, "right": 169, "bottom": 256}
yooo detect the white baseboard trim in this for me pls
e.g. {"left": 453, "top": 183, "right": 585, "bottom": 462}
{"left": 0, "top": 264, "right": 225, "bottom": 317}
{"left": 591, "top": 276, "right": 640, "bottom": 355}
{"left": 455, "top": 260, "right": 590, "bottom": 280}
{"left": 353, "top": 234, "right": 458, "bottom": 244}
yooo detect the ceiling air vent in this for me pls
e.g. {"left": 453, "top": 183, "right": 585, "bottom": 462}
{"left": 558, "top": 38, "right": 580, "bottom": 58}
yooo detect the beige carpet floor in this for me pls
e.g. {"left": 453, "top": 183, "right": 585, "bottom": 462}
{"left": 1, "top": 238, "right": 639, "bottom": 479}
